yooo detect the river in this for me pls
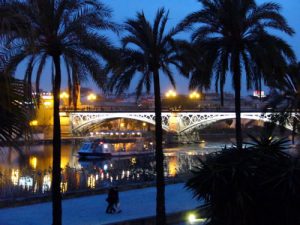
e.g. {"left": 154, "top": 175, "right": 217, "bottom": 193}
{"left": 0, "top": 135, "right": 249, "bottom": 200}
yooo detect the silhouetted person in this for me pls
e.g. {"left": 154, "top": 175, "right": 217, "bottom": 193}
{"left": 105, "top": 188, "right": 115, "bottom": 214}
{"left": 113, "top": 187, "right": 121, "bottom": 213}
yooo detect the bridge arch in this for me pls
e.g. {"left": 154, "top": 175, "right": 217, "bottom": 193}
{"left": 70, "top": 112, "right": 171, "bottom": 134}
{"left": 178, "top": 112, "right": 293, "bottom": 133}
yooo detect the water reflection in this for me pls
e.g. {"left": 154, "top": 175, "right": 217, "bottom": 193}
{"left": 0, "top": 142, "right": 222, "bottom": 199}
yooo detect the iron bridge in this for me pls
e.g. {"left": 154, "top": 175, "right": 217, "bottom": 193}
{"left": 69, "top": 111, "right": 297, "bottom": 134}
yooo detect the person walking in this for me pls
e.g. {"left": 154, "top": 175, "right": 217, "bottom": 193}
{"left": 105, "top": 188, "right": 115, "bottom": 214}
{"left": 113, "top": 187, "right": 121, "bottom": 213}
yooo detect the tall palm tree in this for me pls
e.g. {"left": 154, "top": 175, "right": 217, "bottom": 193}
{"left": 180, "top": 0, "right": 295, "bottom": 148}
{"left": 266, "top": 62, "right": 300, "bottom": 144}
{"left": 108, "top": 8, "right": 187, "bottom": 225}
{"left": 0, "top": 1, "right": 117, "bottom": 224}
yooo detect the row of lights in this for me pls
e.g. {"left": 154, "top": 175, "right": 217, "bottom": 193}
{"left": 41, "top": 91, "right": 97, "bottom": 101}
{"left": 165, "top": 90, "right": 201, "bottom": 99}
{"left": 46, "top": 90, "right": 202, "bottom": 101}
{"left": 90, "top": 131, "right": 143, "bottom": 136}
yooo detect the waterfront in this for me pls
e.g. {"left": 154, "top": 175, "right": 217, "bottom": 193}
{"left": 0, "top": 136, "right": 233, "bottom": 200}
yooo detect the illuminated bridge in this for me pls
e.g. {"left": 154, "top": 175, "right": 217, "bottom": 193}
{"left": 69, "top": 111, "right": 297, "bottom": 134}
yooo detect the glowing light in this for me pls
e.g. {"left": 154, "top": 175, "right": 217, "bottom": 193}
{"left": 59, "top": 112, "right": 67, "bottom": 116}
{"left": 43, "top": 101, "right": 53, "bottom": 107}
{"left": 165, "top": 90, "right": 177, "bottom": 98}
{"left": 19, "top": 176, "right": 33, "bottom": 189}
{"left": 168, "top": 157, "right": 177, "bottom": 177}
{"left": 60, "top": 182, "right": 68, "bottom": 193}
{"left": 103, "top": 164, "right": 108, "bottom": 171}
{"left": 87, "top": 93, "right": 97, "bottom": 101}
{"left": 29, "top": 120, "right": 38, "bottom": 126}
{"left": 189, "top": 91, "right": 201, "bottom": 99}
{"left": 11, "top": 169, "right": 19, "bottom": 186}
{"left": 42, "top": 174, "right": 51, "bottom": 192}
{"left": 188, "top": 213, "right": 197, "bottom": 224}
{"left": 87, "top": 175, "right": 96, "bottom": 189}
{"left": 29, "top": 156, "right": 37, "bottom": 169}
{"left": 41, "top": 95, "right": 53, "bottom": 100}
{"left": 131, "top": 157, "right": 137, "bottom": 165}
{"left": 60, "top": 91, "right": 69, "bottom": 99}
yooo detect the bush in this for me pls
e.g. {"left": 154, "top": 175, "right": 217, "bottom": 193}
{"left": 186, "top": 135, "right": 300, "bottom": 225}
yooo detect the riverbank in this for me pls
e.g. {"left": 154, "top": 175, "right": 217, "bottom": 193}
{"left": 0, "top": 183, "right": 201, "bottom": 225}
{"left": 0, "top": 177, "right": 189, "bottom": 209}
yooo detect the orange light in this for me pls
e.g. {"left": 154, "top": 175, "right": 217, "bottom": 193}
{"left": 189, "top": 91, "right": 201, "bottom": 99}
{"left": 87, "top": 93, "right": 97, "bottom": 101}
{"left": 165, "top": 90, "right": 177, "bottom": 98}
{"left": 29, "top": 120, "right": 38, "bottom": 126}
{"left": 60, "top": 91, "right": 69, "bottom": 99}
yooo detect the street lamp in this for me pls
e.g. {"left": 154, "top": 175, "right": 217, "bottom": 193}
{"left": 87, "top": 93, "right": 97, "bottom": 101}
{"left": 60, "top": 91, "right": 69, "bottom": 99}
{"left": 87, "top": 93, "right": 97, "bottom": 109}
{"left": 165, "top": 90, "right": 177, "bottom": 98}
{"left": 189, "top": 91, "right": 201, "bottom": 99}
{"left": 60, "top": 91, "right": 69, "bottom": 107}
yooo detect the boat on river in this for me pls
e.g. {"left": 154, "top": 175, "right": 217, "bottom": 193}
{"left": 78, "top": 139, "right": 154, "bottom": 158}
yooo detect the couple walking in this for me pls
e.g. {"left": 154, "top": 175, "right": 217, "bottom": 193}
{"left": 106, "top": 187, "right": 121, "bottom": 214}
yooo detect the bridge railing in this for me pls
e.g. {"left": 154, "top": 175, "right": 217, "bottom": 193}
{"left": 61, "top": 105, "right": 277, "bottom": 113}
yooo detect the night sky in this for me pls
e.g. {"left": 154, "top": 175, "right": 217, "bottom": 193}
{"left": 18, "top": 0, "right": 300, "bottom": 96}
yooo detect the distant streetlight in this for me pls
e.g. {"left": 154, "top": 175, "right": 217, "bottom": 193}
{"left": 87, "top": 93, "right": 97, "bottom": 102}
{"left": 29, "top": 120, "right": 38, "bottom": 126}
{"left": 87, "top": 93, "right": 97, "bottom": 101}
{"left": 60, "top": 91, "right": 69, "bottom": 99}
{"left": 165, "top": 90, "right": 177, "bottom": 98}
{"left": 60, "top": 91, "right": 69, "bottom": 106}
{"left": 189, "top": 91, "right": 201, "bottom": 100}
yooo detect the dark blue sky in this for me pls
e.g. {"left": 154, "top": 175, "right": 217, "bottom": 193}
{"left": 23, "top": 0, "right": 300, "bottom": 96}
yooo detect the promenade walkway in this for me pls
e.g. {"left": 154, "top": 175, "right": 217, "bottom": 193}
{"left": 0, "top": 183, "right": 200, "bottom": 225}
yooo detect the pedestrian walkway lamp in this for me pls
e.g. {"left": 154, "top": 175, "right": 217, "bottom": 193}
{"left": 60, "top": 91, "right": 69, "bottom": 106}
{"left": 189, "top": 91, "right": 201, "bottom": 100}
{"left": 87, "top": 93, "right": 97, "bottom": 108}
{"left": 165, "top": 90, "right": 177, "bottom": 98}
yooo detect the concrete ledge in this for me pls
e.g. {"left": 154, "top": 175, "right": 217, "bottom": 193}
{"left": 102, "top": 210, "right": 195, "bottom": 225}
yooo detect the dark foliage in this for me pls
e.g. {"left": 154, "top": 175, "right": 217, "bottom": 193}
{"left": 186, "top": 133, "right": 300, "bottom": 225}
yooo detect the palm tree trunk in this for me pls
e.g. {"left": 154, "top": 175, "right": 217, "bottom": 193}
{"left": 220, "top": 83, "right": 224, "bottom": 107}
{"left": 52, "top": 55, "right": 62, "bottom": 225}
{"left": 233, "top": 53, "right": 243, "bottom": 149}
{"left": 292, "top": 116, "right": 296, "bottom": 144}
{"left": 153, "top": 69, "right": 166, "bottom": 225}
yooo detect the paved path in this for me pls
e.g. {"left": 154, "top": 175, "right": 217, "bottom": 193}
{"left": 0, "top": 183, "right": 200, "bottom": 225}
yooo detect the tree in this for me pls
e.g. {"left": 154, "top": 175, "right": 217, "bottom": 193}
{"left": 266, "top": 62, "right": 300, "bottom": 144}
{"left": 0, "top": 1, "right": 117, "bottom": 224}
{"left": 186, "top": 130, "right": 300, "bottom": 225}
{"left": 0, "top": 54, "right": 32, "bottom": 151}
{"left": 108, "top": 8, "right": 187, "bottom": 225}
{"left": 180, "top": 0, "right": 295, "bottom": 149}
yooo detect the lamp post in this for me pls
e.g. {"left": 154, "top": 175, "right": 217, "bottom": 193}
{"left": 87, "top": 93, "right": 97, "bottom": 109}
{"left": 59, "top": 91, "right": 69, "bottom": 108}
{"left": 189, "top": 91, "right": 201, "bottom": 100}
{"left": 189, "top": 91, "right": 201, "bottom": 111}
{"left": 165, "top": 90, "right": 178, "bottom": 111}
{"left": 165, "top": 90, "right": 177, "bottom": 98}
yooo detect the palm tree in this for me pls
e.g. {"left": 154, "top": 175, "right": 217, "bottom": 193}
{"left": 266, "top": 62, "right": 300, "bottom": 144}
{"left": 0, "top": 54, "right": 32, "bottom": 151}
{"left": 0, "top": 1, "right": 117, "bottom": 224}
{"left": 108, "top": 8, "right": 187, "bottom": 225}
{"left": 180, "top": 0, "right": 295, "bottom": 149}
